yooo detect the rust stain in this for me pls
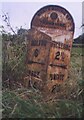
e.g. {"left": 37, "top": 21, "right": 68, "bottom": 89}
{"left": 25, "top": 5, "right": 75, "bottom": 92}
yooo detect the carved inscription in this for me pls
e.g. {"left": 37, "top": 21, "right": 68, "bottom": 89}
{"left": 50, "top": 73, "right": 64, "bottom": 81}
{"left": 37, "top": 6, "right": 72, "bottom": 17}
{"left": 31, "top": 40, "right": 47, "bottom": 46}
{"left": 28, "top": 70, "right": 40, "bottom": 78}
{"left": 55, "top": 51, "right": 65, "bottom": 61}
{"left": 31, "top": 39, "right": 70, "bottom": 51}
{"left": 40, "top": 19, "right": 66, "bottom": 29}
{"left": 28, "top": 39, "right": 68, "bottom": 80}
{"left": 51, "top": 42, "right": 71, "bottom": 51}
{"left": 33, "top": 49, "right": 39, "bottom": 57}
{"left": 31, "top": 5, "right": 75, "bottom": 31}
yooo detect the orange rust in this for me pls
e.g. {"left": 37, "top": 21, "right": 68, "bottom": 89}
{"left": 25, "top": 5, "right": 75, "bottom": 92}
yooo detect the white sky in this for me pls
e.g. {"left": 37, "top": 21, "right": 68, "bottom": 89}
{"left": 0, "top": 0, "right": 83, "bottom": 38}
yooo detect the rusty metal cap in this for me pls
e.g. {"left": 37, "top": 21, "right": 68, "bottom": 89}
{"left": 31, "top": 5, "right": 75, "bottom": 32}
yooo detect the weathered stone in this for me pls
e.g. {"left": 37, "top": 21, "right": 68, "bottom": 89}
{"left": 26, "top": 5, "right": 75, "bottom": 92}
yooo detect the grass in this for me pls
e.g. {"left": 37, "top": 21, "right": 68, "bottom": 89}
{"left": 2, "top": 89, "right": 83, "bottom": 118}
{"left": 2, "top": 46, "right": 84, "bottom": 118}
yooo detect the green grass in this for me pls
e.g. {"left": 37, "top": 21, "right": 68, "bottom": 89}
{"left": 71, "top": 47, "right": 84, "bottom": 56}
{"left": 2, "top": 89, "right": 83, "bottom": 118}
{"left": 2, "top": 47, "right": 84, "bottom": 118}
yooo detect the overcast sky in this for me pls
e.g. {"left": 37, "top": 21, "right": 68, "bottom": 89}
{"left": 0, "top": 1, "right": 83, "bottom": 38}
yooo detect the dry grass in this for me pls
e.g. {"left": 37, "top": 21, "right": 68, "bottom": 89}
{"left": 2, "top": 47, "right": 83, "bottom": 118}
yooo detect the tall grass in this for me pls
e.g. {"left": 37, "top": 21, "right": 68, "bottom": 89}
{"left": 2, "top": 37, "right": 84, "bottom": 118}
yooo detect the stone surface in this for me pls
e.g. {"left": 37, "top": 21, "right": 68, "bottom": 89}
{"left": 25, "top": 5, "right": 75, "bottom": 92}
